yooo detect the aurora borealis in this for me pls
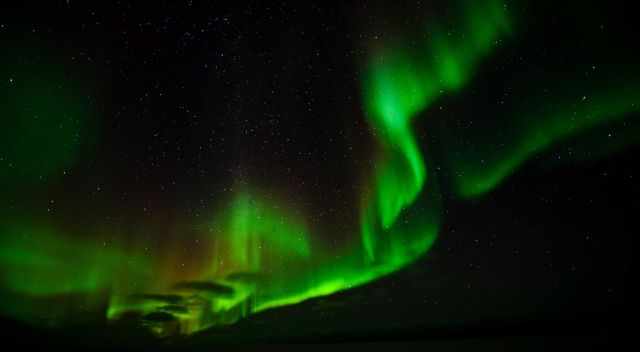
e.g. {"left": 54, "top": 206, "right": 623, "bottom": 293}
{"left": 0, "top": 0, "right": 637, "bottom": 347}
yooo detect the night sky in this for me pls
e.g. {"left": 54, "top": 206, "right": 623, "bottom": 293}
{"left": 0, "top": 0, "right": 637, "bottom": 349}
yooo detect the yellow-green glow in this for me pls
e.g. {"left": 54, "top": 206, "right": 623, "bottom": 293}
{"left": 0, "top": 0, "right": 513, "bottom": 336}
{"left": 3, "top": 0, "right": 637, "bottom": 338}
{"left": 0, "top": 221, "right": 149, "bottom": 296}
{"left": 0, "top": 219, "right": 151, "bottom": 325}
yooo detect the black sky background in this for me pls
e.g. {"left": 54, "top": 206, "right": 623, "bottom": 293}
{"left": 0, "top": 0, "right": 637, "bottom": 349}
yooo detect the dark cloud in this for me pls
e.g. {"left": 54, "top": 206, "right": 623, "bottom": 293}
{"left": 172, "top": 281, "right": 235, "bottom": 297}
{"left": 130, "top": 294, "right": 184, "bottom": 304}
{"left": 225, "top": 272, "right": 266, "bottom": 285}
{"left": 142, "top": 311, "right": 177, "bottom": 323}
{"left": 159, "top": 305, "right": 189, "bottom": 314}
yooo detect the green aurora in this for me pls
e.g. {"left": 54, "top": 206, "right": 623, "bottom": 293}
{"left": 0, "top": 47, "right": 95, "bottom": 191}
{"left": 445, "top": 67, "right": 640, "bottom": 198}
{"left": 360, "top": 0, "right": 511, "bottom": 259}
{"left": 1, "top": 0, "right": 639, "bottom": 337}
{"left": 104, "top": 0, "right": 511, "bottom": 334}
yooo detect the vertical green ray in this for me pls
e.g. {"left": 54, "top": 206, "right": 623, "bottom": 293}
{"left": 361, "top": 0, "right": 511, "bottom": 260}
